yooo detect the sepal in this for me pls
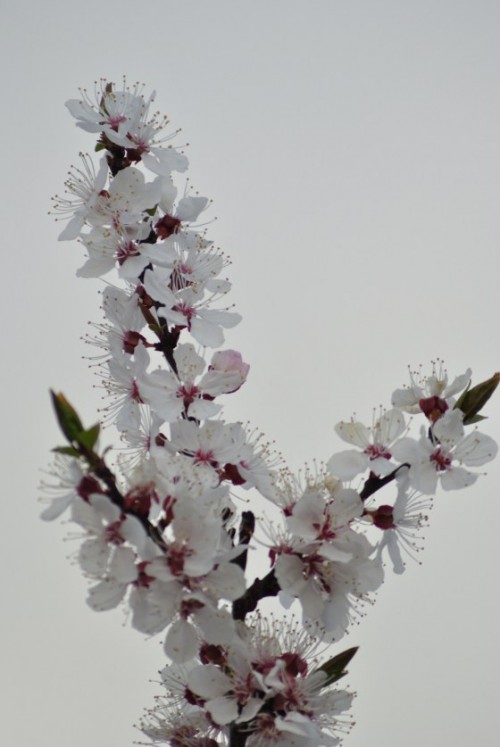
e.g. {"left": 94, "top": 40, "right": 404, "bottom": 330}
{"left": 314, "top": 646, "right": 359, "bottom": 686}
{"left": 454, "top": 372, "right": 499, "bottom": 424}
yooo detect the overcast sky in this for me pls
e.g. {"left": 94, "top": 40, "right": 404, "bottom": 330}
{"left": 1, "top": 1, "right": 499, "bottom": 746}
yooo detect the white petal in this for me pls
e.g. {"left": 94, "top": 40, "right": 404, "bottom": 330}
{"left": 433, "top": 410, "right": 464, "bottom": 446}
{"left": 327, "top": 450, "right": 368, "bottom": 480}
{"left": 391, "top": 387, "right": 420, "bottom": 410}
{"left": 207, "top": 563, "right": 246, "bottom": 601}
{"left": 40, "top": 493, "right": 74, "bottom": 521}
{"left": 206, "top": 696, "right": 239, "bottom": 725}
{"left": 187, "top": 664, "right": 231, "bottom": 698}
{"left": 440, "top": 467, "right": 477, "bottom": 490}
{"left": 275, "top": 555, "right": 307, "bottom": 594}
{"left": 176, "top": 196, "right": 209, "bottom": 222}
{"left": 335, "top": 420, "right": 370, "bottom": 448}
{"left": 109, "top": 546, "right": 137, "bottom": 583}
{"left": 379, "top": 408, "right": 406, "bottom": 443}
{"left": 87, "top": 580, "right": 126, "bottom": 611}
{"left": 79, "top": 538, "right": 109, "bottom": 576}
{"left": 190, "top": 316, "right": 224, "bottom": 348}
{"left": 194, "top": 606, "right": 236, "bottom": 646}
{"left": 454, "top": 432, "right": 498, "bottom": 467}
{"left": 164, "top": 619, "right": 199, "bottom": 663}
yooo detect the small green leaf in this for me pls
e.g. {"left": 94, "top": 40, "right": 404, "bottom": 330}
{"left": 52, "top": 446, "right": 81, "bottom": 457}
{"left": 76, "top": 423, "right": 100, "bottom": 451}
{"left": 464, "top": 413, "right": 487, "bottom": 424}
{"left": 95, "top": 142, "right": 106, "bottom": 152}
{"left": 50, "top": 391, "right": 84, "bottom": 443}
{"left": 314, "top": 646, "right": 359, "bottom": 687}
{"left": 454, "top": 372, "right": 499, "bottom": 425}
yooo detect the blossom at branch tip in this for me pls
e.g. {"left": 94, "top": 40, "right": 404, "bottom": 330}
{"left": 66, "top": 78, "right": 189, "bottom": 176}
{"left": 391, "top": 360, "right": 471, "bottom": 420}
{"left": 66, "top": 79, "right": 151, "bottom": 135}
{"left": 391, "top": 409, "right": 498, "bottom": 494}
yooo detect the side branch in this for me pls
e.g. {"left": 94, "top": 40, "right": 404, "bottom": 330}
{"left": 359, "top": 464, "right": 409, "bottom": 502}
{"left": 232, "top": 569, "right": 280, "bottom": 621}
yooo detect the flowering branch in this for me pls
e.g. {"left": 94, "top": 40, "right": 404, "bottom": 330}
{"left": 42, "top": 78, "right": 499, "bottom": 747}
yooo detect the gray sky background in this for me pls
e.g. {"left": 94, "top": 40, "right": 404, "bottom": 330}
{"left": 1, "top": 1, "right": 499, "bottom": 745}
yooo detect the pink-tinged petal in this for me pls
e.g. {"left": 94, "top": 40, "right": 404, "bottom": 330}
{"left": 327, "top": 450, "right": 368, "bottom": 480}
{"left": 164, "top": 619, "right": 198, "bottom": 663}
{"left": 199, "top": 370, "right": 244, "bottom": 396}
{"left": 210, "top": 350, "right": 249, "bottom": 378}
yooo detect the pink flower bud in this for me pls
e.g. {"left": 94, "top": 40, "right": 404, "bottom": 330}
{"left": 210, "top": 350, "right": 250, "bottom": 383}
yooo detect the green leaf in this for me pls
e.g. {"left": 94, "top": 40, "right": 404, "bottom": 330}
{"left": 464, "top": 413, "right": 487, "bottom": 424}
{"left": 95, "top": 142, "right": 106, "bottom": 152}
{"left": 76, "top": 423, "right": 100, "bottom": 451}
{"left": 50, "top": 391, "right": 84, "bottom": 443}
{"left": 454, "top": 372, "right": 499, "bottom": 425}
{"left": 52, "top": 446, "right": 81, "bottom": 457}
{"left": 314, "top": 646, "right": 359, "bottom": 687}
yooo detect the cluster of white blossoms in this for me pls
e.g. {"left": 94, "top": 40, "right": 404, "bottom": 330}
{"left": 44, "top": 79, "right": 499, "bottom": 747}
